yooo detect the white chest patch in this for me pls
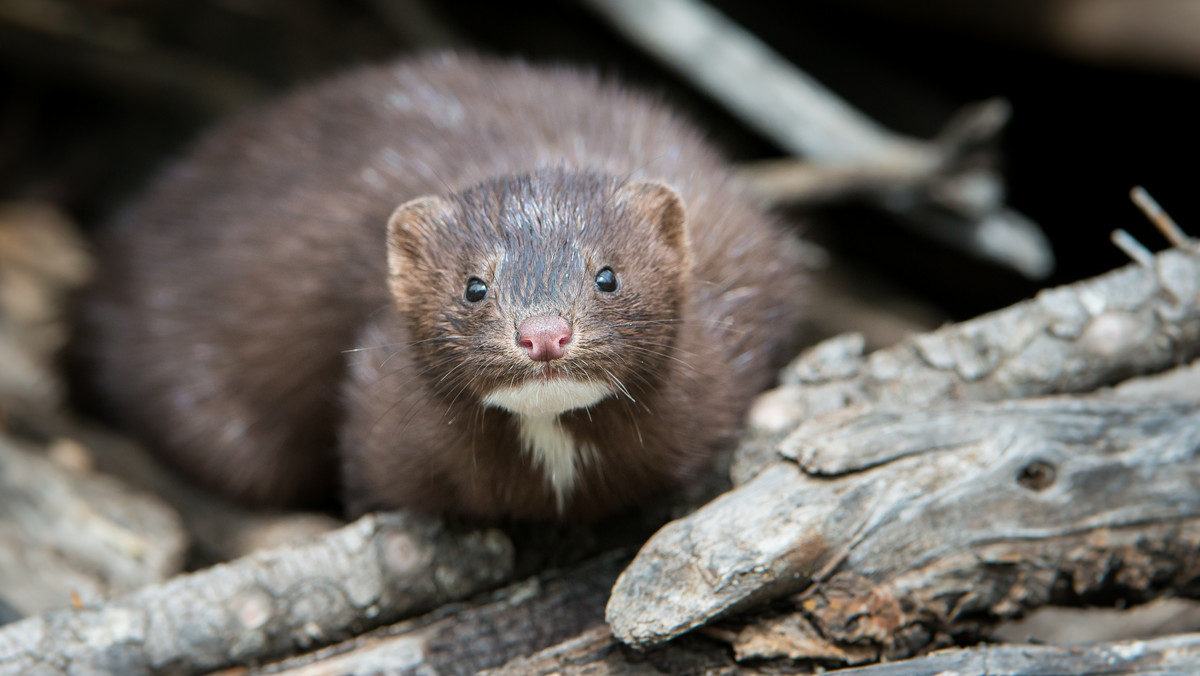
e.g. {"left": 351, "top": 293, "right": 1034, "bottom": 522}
{"left": 483, "top": 379, "right": 613, "bottom": 510}
{"left": 514, "top": 413, "right": 597, "bottom": 511}
{"left": 482, "top": 378, "right": 613, "bottom": 417}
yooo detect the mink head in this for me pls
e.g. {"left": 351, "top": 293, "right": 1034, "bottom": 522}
{"left": 385, "top": 167, "right": 691, "bottom": 416}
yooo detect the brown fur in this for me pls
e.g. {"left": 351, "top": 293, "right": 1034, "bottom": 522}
{"left": 78, "top": 54, "right": 808, "bottom": 520}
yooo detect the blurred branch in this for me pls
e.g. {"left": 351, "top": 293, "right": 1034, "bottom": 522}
{"left": 584, "top": 0, "right": 1054, "bottom": 279}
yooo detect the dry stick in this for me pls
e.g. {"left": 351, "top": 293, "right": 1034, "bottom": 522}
{"left": 0, "top": 512, "right": 514, "bottom": 676}
{"left": 733, "top": 240, "right": 1200, "bottom": 484}
{"left": 1111, "top": 229, "right": 1156, "bottom": 268}
{"left": 1131, "top": 185, "right": 1194, "bottom": 250}
{"left": 583, "top": 0, "right": 1053, "bottom": 279}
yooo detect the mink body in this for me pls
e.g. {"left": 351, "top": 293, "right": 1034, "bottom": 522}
{"left": 80, "top": 55, "right": 808, "bottom": 520}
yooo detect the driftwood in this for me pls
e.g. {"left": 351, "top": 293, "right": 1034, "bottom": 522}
{"left": 994, "top": 597, "right": 1200, "bottom": 643}
{"left": 482, "top": 626, "right": 737, "bottom": 676}
{"left": 824, "top": 633, "right": 1200, "bottom": 675}
{"left": 249, "top": 551, "right": 626, "bottom": 675}
{"left": 602, "top": 239, "right": 1200, "bottom": 667}
{"left": 609, "top": 395, "right": 1200, "bottom": 654}
{"left": 0, "top": 434, "right": 186, "bottom": 622}
{"left": 583, "top": 0, "right": 1053, "bottom": 279}
{"left": 0, "top": 202, "right": 192, "bottom": 622}
{"left": 487, "top": 626, "right": 1200, "bottom": 676}
{"left": 0, "top": 513, "right": 513, "bottom": 676}
{"left": 63, "top": 417, "right": 344, "bottom": 565}
{"left": 734, "top": 244, "right": 1200, "bottom": 484}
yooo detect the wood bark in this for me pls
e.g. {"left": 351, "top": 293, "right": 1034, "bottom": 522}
{"left": 824, "top": 633, "right": 1200, "bottom": 675}
{"left": 487, "top": 626, "right": 1200, "bottom": 676}
{"left": 482, "top": 626, "right": 739, "bottom": 676}
{"left": 609, "top": 395, "right": 1200, "bottom": 652}
{"left": 735, "top": 246, "right": 1200, "bottom": 484}
{"left": 0, "top": 434, "right": 186, "bottom": 622}
{"left": 0, "top": 512, "right": 513, "bottom": 676}
{"left": 246, "top": 551, "right": 626, "bottom": 676}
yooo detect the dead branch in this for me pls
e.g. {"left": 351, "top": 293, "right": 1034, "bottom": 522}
{"left": 0, "top": 512, "right": 514, "bottom": 676}
{"left": 247, "top": 551, "right": 625, "bottom": 675}
{"left": 484, "top": 622, "right": 1200, "bottom": 675}
{"left": 481, "top": 625, "right": 738, "bottom": 676}
{"left": 823, "top": 633, "right": 1200, "bottom": 675}
{"left": 0, "top": 434, "right": 185, "bottom": 621}
{"left": 608, "top": 395, "right": 1200, "bottom": 654}
{"left": 583, "top": 0, "right": 1053, "bottom": 278}
{"left": 735, "top": 244, "right": 1200, "bottom": 483}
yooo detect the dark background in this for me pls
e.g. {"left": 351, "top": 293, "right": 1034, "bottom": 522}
{"left": 2, "top": 0, "right": 1196, "bottom": 320}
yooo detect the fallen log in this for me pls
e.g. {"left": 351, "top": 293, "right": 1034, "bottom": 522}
{"left": 824, "top": 632, "right": 1200, "bottom": 676}
{"left": 0, "top": 512, "right": 513, "bottom": 676}
{"left": 609, "top": 393, "right": 1200, "bottom": 655}
{"left": 0, "top": 434, "right": 186, "bottom": 622}
{"left": 736, "top": 244, "right": 1200, "bottom": 483}
{"left": 486, "top": 626, "right": 1200, "bottom": 676}
{"left": 250, "top": 551, "right": 626, "bottom": 675}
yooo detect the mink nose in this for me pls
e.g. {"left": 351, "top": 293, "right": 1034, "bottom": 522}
{"left": 517, "top": 315, "right": 572, "bottom": 362}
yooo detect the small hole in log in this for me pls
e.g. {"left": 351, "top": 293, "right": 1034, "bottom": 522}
{"left": 1017, "top": 460, "right": 1056, "bottom": 491}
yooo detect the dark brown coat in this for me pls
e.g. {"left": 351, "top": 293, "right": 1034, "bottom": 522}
{"left": 80, "top": 54, "right": 808, "bottom": 520}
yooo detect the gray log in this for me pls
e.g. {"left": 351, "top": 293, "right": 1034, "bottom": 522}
{"left": 608, "top": 396, "right": 1200, "bottom": 652}
{"left": 0, "top": 435, "right": 186, "bottom": 622}
{"left": 0, "top": 512, "right": 513, "bottom": 676}
{"left": 488, "top": 626, "right": 1200, "bottom": 676}
{"left": 481, "top": 626, "right": 738, "bottom": 676}
{"left": 827, "top": 633, "right": 1200, "bottom": 675}
{"left": 736, "top": 246, "right": 1200, "bottom": 484}
{"left": 251, "top": 552, "right": 625, "bottom": 676}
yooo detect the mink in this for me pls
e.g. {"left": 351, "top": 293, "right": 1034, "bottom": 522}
{"left": 78, "top": 54, "right": 809, "bottom": 521}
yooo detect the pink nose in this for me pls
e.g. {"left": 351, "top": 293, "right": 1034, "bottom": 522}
{"left": 517, "top": 315, "right": 572, "bottom": 362}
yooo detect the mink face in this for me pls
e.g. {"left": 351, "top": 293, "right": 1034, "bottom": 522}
{"left": 386, "top": 169, "right": 689, "bottom": 417}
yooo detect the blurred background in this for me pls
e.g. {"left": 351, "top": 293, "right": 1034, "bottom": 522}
{"left": 1, "top": 0, "right": 1197, "bottom": 320}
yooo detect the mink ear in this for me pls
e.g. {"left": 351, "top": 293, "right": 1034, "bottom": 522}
{"left": 616, "top": 181, "right": 690, "bottom": 267}
{"left": 386, "top": 195, "right": 453, "bottom": 281}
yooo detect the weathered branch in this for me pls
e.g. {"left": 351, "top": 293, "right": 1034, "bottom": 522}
{"left": 252, "top": 551, "right": 626, "bottom": 675}
{"left": 0, "top": 434, "right": 185, "bottom": 622}
{"left": 736, "top": 245, "right": 1200, "bottom": 483}
{"left": 824, "top": 633, "right": 1200, "bottom": 675}
{"left": 608, "top": 395, "right": 1200, "bottom": 655}
{"left": 0, "top": 513, "right": 513, "bottom": 676}
{"left": 482, "top": 625, "right": 737, "bottom": 676}
{"left": 485, "top": 622, "right": 1200, "bottom": 675}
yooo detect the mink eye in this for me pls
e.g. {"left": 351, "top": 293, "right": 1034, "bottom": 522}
{"left": 594, "top": 267, "right": 618, "bottom": 293}
{"left": 464, "top": 277, "right": 488, "bottom": 303}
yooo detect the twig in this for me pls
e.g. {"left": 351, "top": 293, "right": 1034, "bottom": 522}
{"left": 1131, "top": 185, "right": 1193, "bottom": 249}
{"left": 1110, "top": 229, "right": 1156, "bottom": 267}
